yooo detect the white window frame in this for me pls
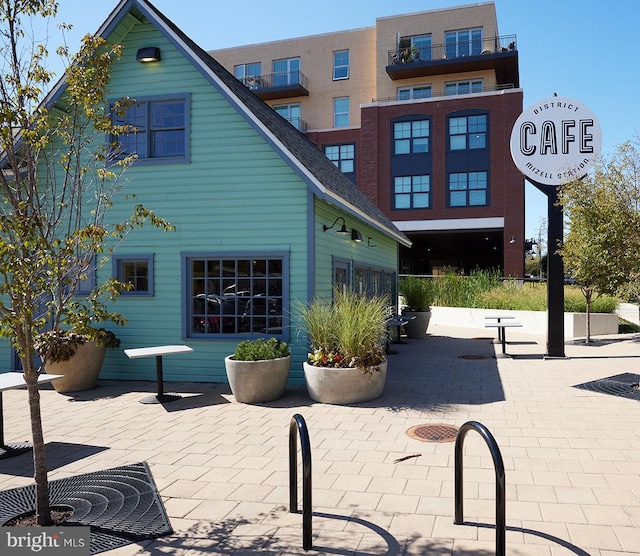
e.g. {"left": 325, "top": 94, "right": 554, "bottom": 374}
{"left": 333, "top": 97, "right": 349, "bottom": 128}
{"left": 333, "top": 50, "right": 349, "bottom": 80}
{"left": 397, "top": 85, "right": 432, "bottom": 101}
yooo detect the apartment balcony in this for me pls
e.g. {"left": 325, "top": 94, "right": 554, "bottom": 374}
{"left": 241, "top": 70, "right": 309, "bottom": 100}
{"left": 386, "top": 35, "right": 518, "bottom": 87}
{"left": 371, "top": 83, "right": 516, "bottom": 104}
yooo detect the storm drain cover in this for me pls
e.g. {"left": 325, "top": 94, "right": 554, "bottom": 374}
{"left": 407, "top": 424, "right": 460, "bottom": 443}
{"left": 458, "top": 354, "right": 490, "bottom": 360}
{"left": 0, "top": 462, "right": 172, "bottom": 554}
{"left": 573, "top": 373, "right": 640, "bottom": 402}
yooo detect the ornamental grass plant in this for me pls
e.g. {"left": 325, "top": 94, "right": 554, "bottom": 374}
{"left": 299, "top": 289, "right": 389, "bottom": 372}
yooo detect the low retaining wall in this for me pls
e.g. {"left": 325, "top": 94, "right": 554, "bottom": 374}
{"left": 429, "top": 307, "right": 618, "bottom": 339}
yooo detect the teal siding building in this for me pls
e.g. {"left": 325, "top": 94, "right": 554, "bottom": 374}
{"left": 5, "top": 0, "right": 410, "bottom": 385}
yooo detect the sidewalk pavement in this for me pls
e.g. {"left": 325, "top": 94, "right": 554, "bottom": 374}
{"left": 0, "top": 323, "right": 639, "bottom": 555}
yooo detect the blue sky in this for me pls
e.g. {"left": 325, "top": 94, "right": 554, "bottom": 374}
{"left": 46, "top": 0, "right": 639, "bottom": 240}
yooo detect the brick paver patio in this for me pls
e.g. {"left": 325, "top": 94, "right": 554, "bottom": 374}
{"left": 0, "top": 323, "right": 638, "bottom": 555}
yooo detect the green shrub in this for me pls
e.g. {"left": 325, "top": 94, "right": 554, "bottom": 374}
{"left": 233, "top": 337, "right": 290, "bottom": 361}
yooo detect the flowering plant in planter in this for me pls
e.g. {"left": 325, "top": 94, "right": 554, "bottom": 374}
{"left": 299, "top": 288, "right": 389, "bottom": 374}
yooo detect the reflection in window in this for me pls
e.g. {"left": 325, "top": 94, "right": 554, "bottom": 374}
{"left": 114, "top": 255, "right": 153, "bottom": 295}
{"left": 333, "top": 50, "right": 349, "bottom": 80}
{"left": 394, "top": 120, "right": 429, "bottom": 154}
{"left": 111, "top": 96, "right": 187, "bottom": 162}
{"left": 187, "top": 256, "right": 285, "bottom": 337}
{"left": 449, "top": 114, "right": 487, "bottom": 150}
{"left": 449, "top": 171, "right": 488, "bottom": 207}
{"left": 394, "top": 175, "right": 430, "bottom": 209}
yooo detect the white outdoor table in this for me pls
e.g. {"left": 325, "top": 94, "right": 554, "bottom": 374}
{"left": 484, "top": 315, "right": 516, "bottom": 343}
{"left": 0, "top": 372, "right": 62, "bottom": 459}
{"left": 485, "top": 321, "right": 522, "bottom": 355}
{"left": 124, "top": 345, "right": 193, "bottom": 404}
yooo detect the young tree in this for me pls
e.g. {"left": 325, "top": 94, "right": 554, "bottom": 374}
{"left": 0, "top": 0, "right": 172, "bottom": 524}
{"left": 558, "top": 139, "right": 640, "bottom": 342}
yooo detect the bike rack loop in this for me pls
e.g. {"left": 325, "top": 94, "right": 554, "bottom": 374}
{"left": 289, "top": 413, "right": 312, "bottom": 550}
{"left": 454, "top": 420, "right": 506, "bottom": 556}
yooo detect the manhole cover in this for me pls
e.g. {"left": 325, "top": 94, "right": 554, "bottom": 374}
{"left": 407, "top": 424, "right": 460, "bottom": 443}
{"left": 458, "top": 354, "right": 489, "bottom": 360}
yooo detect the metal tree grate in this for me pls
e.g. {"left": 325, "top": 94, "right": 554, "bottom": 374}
{"left": 0, "top": 462, "right": 172, "bottom": 554}
{"left": 407, "top": 423, "right": 460, "bottom": 442}
{"left": 573, "top": 373, "right": 640, "bottom": 402}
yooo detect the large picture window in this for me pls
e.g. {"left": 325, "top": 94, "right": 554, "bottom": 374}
{"left": 445, "top": 28, "right": 483, "bottom": 58}
{"left": 186, "top": 254, "right": 287, "bottom": 338}
{"left": 111, "top": 94, "right": 189, "bottom": 163}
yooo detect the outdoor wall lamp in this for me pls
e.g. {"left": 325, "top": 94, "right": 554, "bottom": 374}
{"left": 136, "top": 47, "right": 161, "bottom": 63}
{"left": 509, "top": 235, "right": 516, "bottom": 244}
{"left": 323, "top": 217, "right": 350, "bottom": 236}
{"left": 351, "top": 229, "right": 363, "bottom": 242}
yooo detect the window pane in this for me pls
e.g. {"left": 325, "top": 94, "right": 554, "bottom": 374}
{"left": 394, "top": 122, "right": 411, "bottom": 139}
{"left": 413, "top": 193, "right": 429, "bottom": 208}
{"left": 340, "top": 160, "right": 354, "bottom": 173}
{"left": 449, "top": 118, "right": 466, "bottom": 134}
{"left": 395, "top": 139, "right": 410, "bottom": 154}
{"left": 469, "top": 190, "right": 486, "bottom": 205}
{"left": 469, "top": 133, "right": 486, "bottom": 149}
{"left": 412, "top": 120, "right": 429, "bottom": 137}
{"left": 395, "top": 194, "right": 410, "bottom": 209}
{"left": 450, "top": 135, "right": 466, "bottom": 150}
{"left": 413, "top": 138, "right": 428, "bottom": 153}
{"left": 450, "top": 191, "right": 466, "bottom": 206}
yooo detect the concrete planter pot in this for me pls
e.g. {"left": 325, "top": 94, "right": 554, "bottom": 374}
{"left": 224, "top": 355, "right": 291, "bottom": 403}
{"left": 303, "top": 360, "right": 387, "bottom": 404}
{"left": 43, "top": 341, "right": 106, "bottom": 393}
{"left": 402, "top": 310, "right": 431, "bottom": 339}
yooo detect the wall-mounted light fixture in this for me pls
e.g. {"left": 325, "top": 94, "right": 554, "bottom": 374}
{"left": 509, "top": 235, "right": 516, "bottom": 244}
{"left": 351, "top": 229, "right": 363, "bottom": 243}
{"left": 323, "top": 217, "right": 350, "bottom": 236}
{"left": 136, "top": 47, "right": 161, "bottom": 63}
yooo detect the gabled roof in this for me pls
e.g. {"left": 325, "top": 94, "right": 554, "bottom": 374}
{"left": 45, "top": 0, "right": 410, "bottom": 247}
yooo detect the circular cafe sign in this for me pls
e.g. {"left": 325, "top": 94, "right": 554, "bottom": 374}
{"left": 510, "top": 96, "right": 602, "bottom": 187}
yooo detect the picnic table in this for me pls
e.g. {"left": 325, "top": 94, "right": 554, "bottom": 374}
{"left": 0, "top": 372, "right": 62, "bottom": 459}
{"left": 484, "top": 316, "right": 522, "bottom": 355}
{"left": 124, "top": 345, "right": 193, "bottom": 404}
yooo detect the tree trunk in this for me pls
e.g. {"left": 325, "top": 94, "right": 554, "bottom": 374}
{"left": 24, "top": 371, "right": 52, "bottom": 526}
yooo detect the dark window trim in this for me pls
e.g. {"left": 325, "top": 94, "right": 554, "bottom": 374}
{"left": 181, "top": 251, "right": 290, "bottom": 341}
{"left": 113, "top": 254, "right": 154, "bottom": 296}
{"left": 446, "top": 109, "right": 489, "bottom": 153}
{"left": 446, "top": 170, "right": 489, "bottom": 208}
{"left": 109, "top": 93, "right": 190, "bottom": 166}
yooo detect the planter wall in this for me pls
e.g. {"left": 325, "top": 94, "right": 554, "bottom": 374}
{"left": 303, "top": 360, "right": 387, "bottom": 404}
{"left": 43, "top": 341, "right": 106, "bottom": 393}
{"left": 224, "top": 355, "right": 291, "bottom": 403}
{"left": 429, "top": 307, "right": 619, "bottom": 339}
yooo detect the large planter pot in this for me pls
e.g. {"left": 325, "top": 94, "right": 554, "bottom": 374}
{"left": 224, "top": 355, "right": 291, "bottom": 403}
{"left": 43, "top": 341, "right": 106, "bottom": 393}
{"left": 403, "top": 310, "right": 431, "bottom": 339}
{"left": 303, "top": 360, "right": 387, "bottom": 404}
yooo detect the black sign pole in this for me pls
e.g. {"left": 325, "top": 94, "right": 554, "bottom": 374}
{"left": 531, "top": 180, "right": 565, "bottom": 358}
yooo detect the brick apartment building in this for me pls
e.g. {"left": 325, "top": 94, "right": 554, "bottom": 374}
{"left": 209, "top": 2, "right": 524, "bottom": 277}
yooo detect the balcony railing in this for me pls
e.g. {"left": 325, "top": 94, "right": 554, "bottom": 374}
{"left": 386, "top": 34, "right": 518, "bottom": 86}
{"left": 371, "top": 83, "right": 515, "bottom": 104}
{"left": 240, "top": 70, "right": 309, "bottom": 100}
{"left": 388, "top": 35, "right": 517, "bottom": 66}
